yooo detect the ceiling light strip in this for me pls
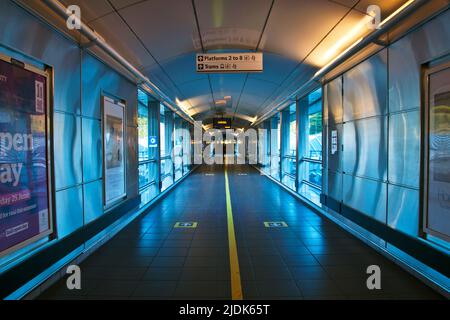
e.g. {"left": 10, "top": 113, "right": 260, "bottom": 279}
{"left": 253, "top": 0, "right": 426, "bottom": 126}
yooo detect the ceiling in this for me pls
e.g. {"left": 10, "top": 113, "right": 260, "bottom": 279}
{"left": 59, "top": 0, "right": 408, "bottom": 128}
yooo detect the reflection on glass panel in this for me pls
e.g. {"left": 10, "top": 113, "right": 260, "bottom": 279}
{"left": 160, "top": 104, "right": 174, "bottom": 191}
{"left": 299, "top": 183, "right": 321, "bottom": 206}
{"left": 259, "top": 120, "right": 271, "bottom": 174}
{"left": 270, "top": 114, "right": 281, "bottom": 180}
{"left": 161, "top": 160, "right": 174, "bottom": 192}
{"left": 137, "top": 89, "right": 158, "bottom": 202}
{"left": 309, "top": 113, "right": 322, "bottom": 160}
{"left": 304, "top": 161, "right": 322, "bottom": 187}
{"left": 139, "top": 163, "right": 151, "bottom": 187}
{"left": 281, "top": 104, "right": 297, "bottom": 190}
{"left": 174, "top": 115, "right": 183, "bottom": 181}
{"left": 183, "top": 122, "right": 191, "bottom": 175}
{"left": 298, "top": 87, "right": 323, "bottom": 203}
{"left": 282, "top": 175, "right": 296, "bottom": 190}
{"left": 141, "top": 183, "right": 159, "bottom": 205}
{"left": 289, "top": 117, "right": 297, "bottom": 153}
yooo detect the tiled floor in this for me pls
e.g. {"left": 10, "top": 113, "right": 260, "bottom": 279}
{"left": 38, "top": 165, "right": 443, "bottom": 300}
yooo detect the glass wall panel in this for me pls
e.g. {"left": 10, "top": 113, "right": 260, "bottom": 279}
{"left": 270, "top": 113, "right": 281, "bottom": 180}
{"left": 258, "top": 120, "right": 271, "bottom": 174}
{"left": 138, "top": 100, "right": 149, "bottom": 162}
{"left": 298, "top": 88, "right": 323, "bottom": 205}
{"left": 160, "top": 104, "right": 174, "bottom": 191}
{"left": 173, "top": 114, "right": 183, "bottom": 181}
{"left": 281, "top": 103, "right": 297, "bottom": 190}
{"left": 182, "top": 121, "right": 191, "bottom": 175}
{"left": 137, "top": 89, "right": 159, "bottom": 204}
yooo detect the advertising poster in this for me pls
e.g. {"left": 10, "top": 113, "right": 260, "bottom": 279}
{"left": 426, "top": 67, "right": 450, "bottom": 241}
{"left": 0, "top": 58, "right": 52, "bottom": 256}
{"left": 104, "top": 96, "right": 126, "bottom": 206}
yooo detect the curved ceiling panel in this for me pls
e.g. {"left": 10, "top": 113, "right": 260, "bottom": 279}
{"left": 47, "top": 0, "right": 416, "bottom": 128}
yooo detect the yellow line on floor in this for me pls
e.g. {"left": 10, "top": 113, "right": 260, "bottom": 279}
{"left": 224, "top": 165, "right": 243, "bottom": 300}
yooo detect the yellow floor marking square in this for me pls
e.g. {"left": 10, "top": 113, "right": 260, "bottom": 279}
{"left": 174, "top": 222, "right": 198, "bottom": 228}
{"left": 264, "top": 221, "right": 288, "bottom": 228}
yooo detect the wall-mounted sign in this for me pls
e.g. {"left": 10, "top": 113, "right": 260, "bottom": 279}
{"left": 103, "top": 96, "right": 126, "bottom": 207}
{"left": 196, "top": 53, "right": 263, "bottom": 73}
{"left": 213, "top": 118, "right": 231, "bottom": 129}
{"left": 0, "top": 56, "right": 52, "bottom": 257}
{"left": 331, "top": 130, "right": 338, "bottom": 155}
{"left": 149, "top": 136, "right": 158, "bottom": 148}
{"left": 423, "top": 64, "right": 450, "bottom": 242}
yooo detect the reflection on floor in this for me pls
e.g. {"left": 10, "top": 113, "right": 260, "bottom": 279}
{"left": 39, "top": 165, "right": 442, "bottom": 300}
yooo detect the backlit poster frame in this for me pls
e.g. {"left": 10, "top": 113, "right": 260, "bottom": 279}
{"left": 102, "top": 94, "right": 127, "bottom": 208}
{"left": 422, "top": 60, "right": 450, "bottom": 243}
{"left": 0, "top": 53, "right": 54, "bottom": 258}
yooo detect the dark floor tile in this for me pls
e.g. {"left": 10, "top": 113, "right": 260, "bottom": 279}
{"left": 250, "top": 256, "right": 286, "bottom": 268}
{"left": 255, "top": 280, "right": 301, "bottom": 298}
{"left": 180, "top": 267, "right": 220, "bottom": 281}
{"left": 322, "top": 265, "right": 363, "bottom": 279}
{"left": 136, "top": 239, "right": 166, "bottom": 248}
{"left": 283, "top": 255, "right": 320, "bottom": 267}
{"left": 241, "top": 281, "right": 259, "bottom": 299}
{"left": 131, "top": 281, "right": 178, "bottom": 297}
{"left": 239, "top": 267, "right": 255, "bottom": 281}
{"left": 140, "top": 233, "right": 168, "bottom": 240}
{"left": 272, "top": 239, "right": 304, "bottom": 247}
{"left": 188, "top": 247, "right": 227, "bottom": 257}
{"left": 83, "top": 267, "right": 147, "bottom": 281}
{"left": 184, "top": 256, "right": 229, "bottom": 268}
{"left": 296, "top": 279, "right": 343, "bottom": 296}
{"left": 313, "top": 254, "right": 366, "bottom": 266}
{"left": 157, "top": 247, "right": 189, "bottom": 257}
{"left": 245, "top": 240, "right": 275, "bottom": 248}
{"left": 289, "top": 266, "right": 330, "bottom": 280}
{"left": 253, "top": 267, "right": 292, "bottom": 280}
{"left": 174, "top": 281, "right": 231, "bottom": 298}
{"left": 150, "top": 257, "right": 186, "bottom": 268}
{"left": 166, "top": 233, "right": 195, "bottom": 240}
{"left": 87, "top": 280, "right": 139, "bottom": 297}
{"left": 39, "top": 277, "right": 98, "bottom": 299}
{"left": 163, "top": 240, "right": 192, "bottom": 248}
{"left": 143, "top": 267, "right": 182, "bottom": 281}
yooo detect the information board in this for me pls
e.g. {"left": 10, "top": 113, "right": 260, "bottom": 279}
{"left": 196, "top": 53, "right": 263, "bottom": 73}
{"left": 103, "top": 96, "right": 126, "bottom": 207}
{"left": 424, "top": 64, "right": 450, "bottom": 242}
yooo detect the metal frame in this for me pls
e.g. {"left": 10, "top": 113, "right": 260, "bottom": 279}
{"left": 296, "top": 85, "right": 324, "bottom": 199}
{"left": 136, "top": 92, "right": 160, "bottom": 196}
{"left": 295, "top": 99, "right": 300, "bottom": 191}
{"left": 280, "top": 104, "right": 297, "bottom": 191}
{"left": 173, "top": 114, "right": 184, "bottom": 182}
{"left": 159, "top": 104, "right": 175, "bottom": 191}
{"left": 422, "top": 59, "right": 450, "bottom": 243}
{"left": 0, "top": 52, "right": 54, "bottom": 258}
{"left": 101, "top": 92, "right": 128, "bottom": 209}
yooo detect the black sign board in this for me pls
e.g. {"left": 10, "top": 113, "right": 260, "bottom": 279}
{"left": 213, "top": 118, "right": 231, "bottom": 129}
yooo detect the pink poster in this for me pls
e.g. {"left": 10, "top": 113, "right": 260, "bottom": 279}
{"left": 0, "top": 58, "right": 52, "bottom": 256}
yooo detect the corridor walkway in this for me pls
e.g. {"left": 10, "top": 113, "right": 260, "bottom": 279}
{"left": 39, "top": 165, "right": 442, "bottom": 300}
